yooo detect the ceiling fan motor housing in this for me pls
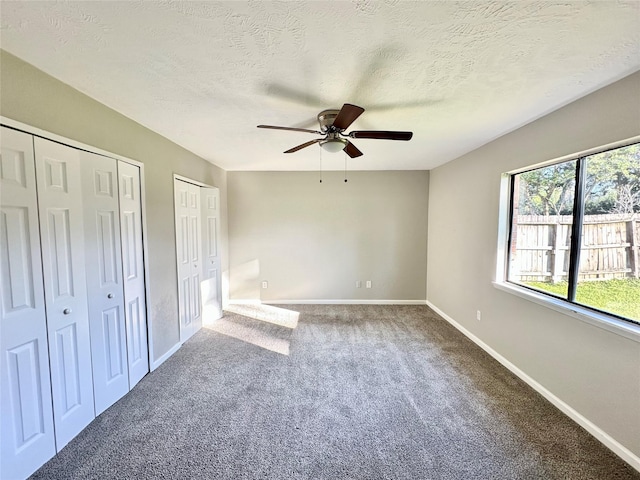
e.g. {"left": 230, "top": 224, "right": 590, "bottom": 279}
{"left": 317, "top": 109, "right": 341, "bottom": 132}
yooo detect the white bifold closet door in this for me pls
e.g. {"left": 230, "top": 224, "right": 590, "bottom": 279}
{"left": 1, "top": 127, "right": 150, "bottom": 479}
{"left": 81, "top": 154, "right": 149, "bottom": 414}
{"left": 118, "top": 161, "right": 149, "bottom": 388}
{"left": 175, "top": 179, "right": 203, "bottom": 342}
{"left": 175, "top": 179, "right": 222, "bottom": 342}
{"left": 81, "top": 151, "right": 129, "bottom": 416}
{"left": 201, "top": 187, "right": 222, "bottom": 321}
{"left": 0, "top": 128, "right": 56, "bottom": 480}
{"left": 33, "top": 137, "right": 96, "bottom": 450}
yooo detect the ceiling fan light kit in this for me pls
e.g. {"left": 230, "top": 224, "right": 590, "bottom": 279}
{"left": 258, "top": 103, "right": 413, "bottom": 158}
{"left": 320, "top": 136, "right": 348, "bottom": 153}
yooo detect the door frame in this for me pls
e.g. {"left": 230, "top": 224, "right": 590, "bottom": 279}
{"left": 0, "top": 116, "right": 154, "bottom": 372}
{"left": 173, "top": 174, "right": 223, "bottom": 342}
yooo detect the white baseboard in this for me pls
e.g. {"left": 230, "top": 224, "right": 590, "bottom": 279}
{"left": 150, "top": 342, "right": 181, "bottom": 372}
{"left": 426, "top": 300, "right": 640, "bottom": 473}
{"left": 237, "top": 299, "right": 428, "bottom": 305}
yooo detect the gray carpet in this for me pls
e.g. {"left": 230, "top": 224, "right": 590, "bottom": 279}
{"left": 31, "top": 305, "right": 640, "bottom": 479}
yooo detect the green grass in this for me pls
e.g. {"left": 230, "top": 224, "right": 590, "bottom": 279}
{"left": 524, "top": 279, "right": 640, "bottom": 322}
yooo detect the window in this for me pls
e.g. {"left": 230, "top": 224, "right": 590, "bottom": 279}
{"left": 506, "top": 142, "right": 640, "bottom": 326}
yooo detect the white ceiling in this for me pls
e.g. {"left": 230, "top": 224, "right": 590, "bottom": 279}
{"left": 1, "top": 1, "right": 639, "bottom": 171}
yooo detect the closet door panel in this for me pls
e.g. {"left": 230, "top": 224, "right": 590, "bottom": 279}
{"left": 118, "top": 161, "right": 148, "bottom": 387}
{"left": 175, "top": 180, "right": 204, "bottom": 342}
{"left": 188, "top": 186, "right": 202, "bottom": 333}
{"left": 81, "top": 151, "right": 128, "bottom": 415}
{"left": 201, "top": 187, "right": 222, "bottom": 321}
{"left": 0, "top": 127, "right": 56, "bottom": 479}
{"left": 34, "top": 137, "right": 95, "bottom": 450}
{"left": 175, "top": 180, "right": 194, "bottom": 341}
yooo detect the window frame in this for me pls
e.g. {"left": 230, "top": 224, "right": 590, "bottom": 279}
{"left": 495, "top": 135, "right": 640, "bottom": 343}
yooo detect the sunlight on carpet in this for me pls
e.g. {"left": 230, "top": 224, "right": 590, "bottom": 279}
{"left": 204, "top": 304, "right": 299, "bottom": 355}
{"left": 225, "top": 303, "right": 299, "bottom": 329}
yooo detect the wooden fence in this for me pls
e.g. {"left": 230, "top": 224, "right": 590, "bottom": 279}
{"left": 510, "top": 213, "right": 640, "bottom": 282}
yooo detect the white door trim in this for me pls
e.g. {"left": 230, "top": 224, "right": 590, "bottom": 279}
{"left": 173, "top": 173, "right": 216, "bottom": 189}
{"left": 1, "top": 117, "right": 144, "bottom": 166}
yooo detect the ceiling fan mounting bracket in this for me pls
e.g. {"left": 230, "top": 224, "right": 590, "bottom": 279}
{"left": 324, "top": 132, "right": 341, "bottom": 141}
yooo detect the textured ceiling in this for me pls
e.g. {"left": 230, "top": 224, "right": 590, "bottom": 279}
{"left": 1, "top": 1, "right": 639, "bottom": 171}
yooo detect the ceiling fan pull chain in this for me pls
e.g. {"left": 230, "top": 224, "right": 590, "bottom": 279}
{"left": 319, "top": 148, "right": 323, "bottom": 183}
{"left": 344, "top": 152, "right": 348, "bottom": 183}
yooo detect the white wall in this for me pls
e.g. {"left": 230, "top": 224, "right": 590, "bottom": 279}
{"left": 427, "top": 71, "right": 640, "bottom": 462}
{"left": 0, "top": 50, "right": 229, "bottom": 364}
{"left": 228, "top": 170, "right": 429, "bottom": 302}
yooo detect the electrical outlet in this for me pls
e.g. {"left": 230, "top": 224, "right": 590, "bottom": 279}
{"left": 476, "top": 310, "right": 481, "bottom": 321}
{"left": 262, "top": 281, "right": 268, "bottom": 289}
{"left": 366, "top": 280, "right": 372, "bottom": 289}
{"left": 356, "top": 281, "right": 362, "bottom": 288}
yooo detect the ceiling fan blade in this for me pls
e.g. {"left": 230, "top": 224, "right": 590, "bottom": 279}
{"left": 344, "top": 141, "right": 363, "bottom": 158}
{"left": 258, "top": 125, "right": 323, "bottom": 135}
{"left": 332, "top": 104, "right": 365, "bottom": 130}
{"left": 284, "top": 139, "right": 323, "bottom": 153}
{"left": 348, "top": 130, "right": 413, "bottom": 141}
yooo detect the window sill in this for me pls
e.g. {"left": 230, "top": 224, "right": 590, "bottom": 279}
{"left": 493, "top": 281, "right": 640, "bottom": 343}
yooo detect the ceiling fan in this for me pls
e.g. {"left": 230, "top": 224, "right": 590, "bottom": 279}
{"left": 257, "top": 103, "right": 413, "bottom": 158}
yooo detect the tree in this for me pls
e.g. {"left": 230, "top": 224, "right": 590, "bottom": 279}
{"left": 613, "top": 184, "right": 640, "bottom": 214}
{"left": 518, "top": 162, "right": 576, "bottom": 215}
{"left": 584, "top": 143, "right": 640, "bottom": 214}
{"left": 516, "top": 143, "right": 640, "bottom": 216}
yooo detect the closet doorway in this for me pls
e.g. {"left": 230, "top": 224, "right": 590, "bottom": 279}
{"left": 173, "top": 176, "right": 222, "bottom": 343}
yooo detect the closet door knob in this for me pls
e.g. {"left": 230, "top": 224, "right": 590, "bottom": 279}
{"left": 63, "top": 308, "right": 72, "bottom": 315}
{"left": 107, "top": 293, "right": 114, "bottom": 299}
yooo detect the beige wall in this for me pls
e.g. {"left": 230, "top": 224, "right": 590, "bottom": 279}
{"left": 0, "top": 50, "right": 229, "bottom": 364}
{"left": 427, "top": 71, "right": 640, "bottom": 458}
{"left": 4, "top": 45, "right": 638, "bottom": 465}
{"left": 228, "top": 170, "right": 428, "bottom": 302}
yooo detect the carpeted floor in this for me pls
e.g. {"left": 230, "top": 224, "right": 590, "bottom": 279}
{"left": 31, "top": 305, "right": 640, "bottom": 479}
